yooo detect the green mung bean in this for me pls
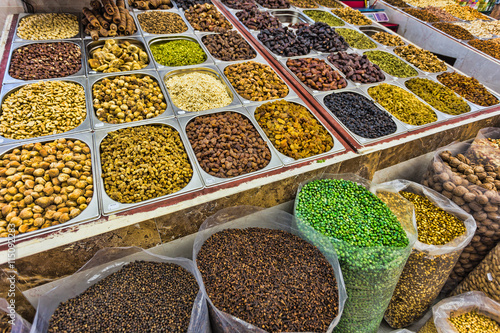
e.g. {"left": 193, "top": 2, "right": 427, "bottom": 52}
{"left": 364, "top": 50, "right": 418, "bottom": 78}
{"left": 303, "top": 10, "right": 345, "bottom": 26}
{"left": 150, "top": 39, "right": 207, "bottom": 67}
{"left": 336, "top": 28, "right": 376, "bottom": 49}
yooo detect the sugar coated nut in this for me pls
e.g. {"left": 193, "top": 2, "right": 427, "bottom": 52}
{"left": 100, "top": 125, "right": 193, "bottom": 204}
{"left": 17, "top": 13, "right": 79, "bottom": 40}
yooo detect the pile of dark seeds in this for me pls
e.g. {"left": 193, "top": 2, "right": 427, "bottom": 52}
{"left": 297, "top": 22, "right": 349, "bottom": 52}
{"left": 258, "top": 26, "right": 312, "bottom": 56}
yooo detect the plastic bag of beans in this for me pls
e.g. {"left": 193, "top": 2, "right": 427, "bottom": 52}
{"left": 451, "top": 242, "right": 500, "bottom": 302}
{"left": 421, "top": 141, "right": 500, "bottom": 294}
{"left": 0, "top": 298, "right": 31, "bottom": 333}
{"left": 381, "top": 180, "right": 476, "bottom": 328}
{"left": 193, "top": 206, "right": 347, "bottom": 333}
{"left": 417, "top": 291, "right": 500, "bottom": 333}
{"left": 31, "top": 247, "right": 210, "bottom": 333}
{"left": 466, "top": 127, "right": 500, "bottom": 169}
{"left": 294, "top": 174, "right": 417, "bottom": 333}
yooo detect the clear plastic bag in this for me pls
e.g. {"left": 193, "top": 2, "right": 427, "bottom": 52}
{"left": 30, "top": 247, "right": 210, "bottom": 333}
{"left": 0, "top": 298, "right": 32, "bottom": 333}
{"left": 451, "top": 242, "right": 500, "bottom": 302}
{"left": 293, "top": 174, "right": 417, "bottom": 333}
{"left": 381, "top": 180, "right": 476, "bottom": 328}
{"left": 421, "top": 141, "right": 500, "bottom": 293}
{"left": 192, "top": 206, "right": 347, "bottom": 333}
{"left": 466, "top": 127, "right": 500, "bottom": 168}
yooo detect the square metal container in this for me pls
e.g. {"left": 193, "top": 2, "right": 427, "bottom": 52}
{"left": 177, "top": 107, "right": 283, "bottom": 186}
{"left": 159, "top": 64, "right": 243, "bottom": 116}
{"left": 83, "top": 13, "right": 142, "bottom": 40}
{"left": 3, "top": 40, "right": 87, "bottom": 84}
{"left": 360, "top": 49, "right": 426, "bottom": 80}
{"left": 279, "top": 54, "right": 355, "bottom": 95}
{"left": 133, "top": 8, "right": 194, "bottom": 37}
{"left": 0, "top": 77, "right": 92, "bottom": 147}
{"left": 87, "top": 70, "right": 174, "bottom": 130}
{"left": 0, "top": 131, "right": 100, "bottom": 244}
{"left": 145, "top": 34, "right": 215, "bottom": 70}
{"left": 245, "top": 97, "right": 346, "bottom": 165}
{"left": 314, "top": 88, "right": 408, "bottom": 146}
{"left": 197, "top": 31, "right": 261, "bottom": 65}
{"left": 84, "top": 36, "right": 156, "bottom": 76}
{"left": 217, "top": 58, "right": 300, "bottom": 106}
{"left": 93, "top": 118, "right": 204, "bottom": 215}
{"left": 14, "top": 12, "right": 83, "bottom": 42}
{"left": 268, "top": 9, "right": 315, "bottom": 26}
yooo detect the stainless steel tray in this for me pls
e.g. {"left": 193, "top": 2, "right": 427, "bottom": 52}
{"left": 159, "top": 64, "right": 243, "bottom": 116}
{"left": 87, "top": 69, "right": 175, "bottom": 130}
{"left": 93, "top": 118, "right": 204, "bottom": 215}
{"left": 0, "top": 131, "right": 100, "bottom": 244}
{"left": 198, "top": 31, "right": 261, "bottom": 65}
{"left": 177, "top": 107, "right": 283, "bottom": 186}
{"left": 0, "top": 77, "right": 92, "bottom": 147}
{"left": 85, "top": 36, "right": 156, "bottom": 75}
{"left": 268, "top": 9, "right": 315, "bottom": 26}
{"left": 83, "top": 12, "right": 143, "bottom": 40}
{"left": 145, "top": 34, "right": 215, "bottom": 70}
{"left": 14, "top": 12, "right": 83, "bottom": 42}
{"left": 133, "top": 8, "right": 194, "bottom": 37}
{"left": 217, "top": 58, "right": 300, "bottom": 106}
{"left": 314, "top": 88, "right": 408, "bottom": 146}
{"left": 3, "top": 40, "right": 87, "bottom": 84}
{"left": 244, "top": 97, "right": 346, "bottom": 165}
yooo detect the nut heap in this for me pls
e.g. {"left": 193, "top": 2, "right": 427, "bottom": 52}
{"left": 222, "top": 0, "right": 257, "bottom": 9}
{"left": 468, "top": 137, "right": 500, "bottom": 169}
{"left": 422, "top": 150, "right": 500, "bottom": 293}
{"left": 128, "top": 0, "right": 172, "bottom": 9}
{"left": 100, "top": 125, "right": 193, "bottom": 203}
{"left": 1, "top": 81, "right": 86, "bottom": 140}
{"left": 331, "top": 7, "right": 372, "bottom": 25}
{"left": 17, "top": 13, "right": 79, "bottom": 40}
{"left": 364, "top": 50, "right": 418, "bottom": 78}
{"left": 0, "top": 139, "right": 93, "bottom": 237}
{"left": 335, "top": 28, "right": 377, "bottom": 49}
{"left": 372, "top": 31, "right": 405, "bottom": 46}
{"left": 202, "top": 31, "right": 256, "bottom": 61}
{"left": 315, "top": 0, "right": 343, "bottom": 8}
{"left": 88, "top": 39, "right": 149, "bottom": 73}
{"left": 9, "top": 42, "right": 82, "bottom": 80}
{"left": 368, "top": 83, "right": 437, "bottom": 126}
{"left": 405, "top": 78, "right": 470, "bottom": 116}
{"left": 82, "top": 0, "right": 137, "bottom": 41}
{"left": 437, "top": 72, "right": 499, "bottom": 107}
{"left": 224, "top": 61, "right": 289, "bottom": 101}
{"left": 258, "top": 27, "right": 312, "bottom": 57}
{"left": 175, "top": 0, "right": 212, "bottom": 10}
{"left": 443, "top": 4, "right": 491, "bottom": 21}
{"left": 236, "top": 8, "right": 281, "bottom": 30}
{"left": 426, "top": 6, "right": 459, "bottom": 21}
{"left": 137, "top": 11, "right": 188, "bottom": 34}
{"left": 184, "top": 4, "right": 233, "bottom": 32}
{"left": 287, "top": 58, "right": 347, "bottom": 91}
{"left": 328, "top": 51, "right": 385, "bottom": 83}
{"left": 254, "top": 0, "right": 290, "bottom": 9}
{"left": 289, "top": 0, "right": 317, "bottom": 8}
{"left": 449, "top": 311, "right": 500, "bottom": 332}
{"left": 433, "top": 22, "right": 475, "bottom": 40}
{"left": 404, "top": 8, "right": 440, "bottom": 22}
{"left": 469, "top": 39, "right": 500, "bottom": 61}
{"left": 324, "top": 92, "right": 397, "bottom": 139}
{"left": 455, "top": 21, "right": 500, "bottom": 39}
{"left": 255, "top": 100, "right": 334, "bottom": 159}
{"left": 150, "top": 39, "right": 207, "bottom": 67}
{"left": 186, "top": 112, "right": 271, "bottom": 178}
{"left": 394, "top": 44, "right": 447, "bottom": 73}
{"left": 297, "top": 22, "right": 349, "bottom": 52}
{"left": 93, "top": 74, "right": 167, "bottom": 124}
{"left": 303, "top": 10, "right": 345, "bottom": 26}
{"left": 165, "top": 72, "right": 232, "bottom": 111}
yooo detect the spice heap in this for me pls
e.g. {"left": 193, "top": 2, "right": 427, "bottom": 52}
{"left": 175, "top": 0, "right": 212, "bottom": 10}
{"left": 405, "top": 78, "right": 470, "bottom": 116}
{"left": 222, "top": 0, "right": 257, "bottom": 9}
{"left": 255, "top": 100, "right": 334, "bottom": 159}
{"left": 187, "top": 112, "right": 271, "bottom": 178}
{"left": 255, "top": 0, "right": 290, "bottom": 9}
{"left": 455, "top": 21, "right": 500, "bottom": 39}
{"left": 17, "top": 13, "right": 79, "bottom": 40}
{"left": 224, "top": 61, "right": 289, "bottom": 101}
{"left": 324, "top": 92, "right": 397, "bottom": 139}
{"left": 296, "top": 179, "right": 410, "bottom": 333}
{"left": 236, "top": 8, "right": 282, "bottom": 30}
{"left": 437, "top": 72, "right": 499, "bottom": 107}
{"left": 426, "top": 6, "right": 459, "bottom": 21}
{"left": 433, "top": 23, "right": 475, "bottom": 40}
{"left": 315, "top": 0, "right": 343, "bottom": 8}
{"left": 137, "top": 11, "right": 188, "bottom": 34}
{"left": 93, "top": 74, "right": 167, "bottom": 124}
{"left": 449, "top": 311, "right": 500, "bottom": 333}
{"left": 0, "top": 139, "right": 93, "bottom": 236}
{"left": 328, "top": 51, "right": 385, "bottom": 84}
{"left": 128, "top": 0, "right": 172, "bottom": 9}
{"left": 82, "top": 0, "right": 137, "bottom": 40}
{"left": 9, "top": 42, "right": 82, "bottom": 80}
{"left": 364, "top": 50, "right": 418, "bottom": 78}
{"left": 336, "top": 28, "right": 376, "bottom": 49}
{"left": 48, "top": 261, "right": 199, "bottom": 332}
{"left": 258, "top": 27, "right": 312, "bottom": 56}
{"left": 1, "top": 81, "right": 86, "bottom": 140}
{"left": 289, "top": 0, "right": 318, "bottom": 8}
{"left": 469, "top": 39, "right": 500, "bottom": 60}
{"left": 394, "top": 44, "right": 447, "bottom": 73}
{"left": 385, "top": 191, "right": 467, "bottom": 328}
{"left": 197, "top": 227, "right": 339, "bottom": 332}
{"left": 88, "top": 39, "right": 149, "bottom": 73}
{"left": 297, "top": 23, "right": 349, "bottom": 52}
{"left": 287, "top": 58, "right": 347, "bottom": 91}
{"left": 443, "top": 4, "right": 491, "bottom": 21}
{"left": 332, "top": 7, "right": 372, "bottom": 25}
{"left": 184, "top": 4, "right": 233, "bottom": 32}
{"left": 101, "top": 125, "right": 192, "bottom": 203}
{"left": 368, "top": 83, "right": 438, "bottom": 126}
{"left": 404, "top": 8, "right": 440, "bottom": 23}
{"left": 303, "top": 10, "right": 345, "bottom": 26}
{"left": 166, "top": 72, "right": 232, "bottom": 111}
{"left": 150, "top": 39, "right": 207, "bottom": 67}
{"left": 202, "top": 31, "right": 256, "bottom": 61}
{"left": 372, "top": 31, "right": 405, "bottom": 46}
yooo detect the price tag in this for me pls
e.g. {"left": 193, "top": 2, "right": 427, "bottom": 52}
{"left": 108, "top": 203, "right": 120, "bottom": 211}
